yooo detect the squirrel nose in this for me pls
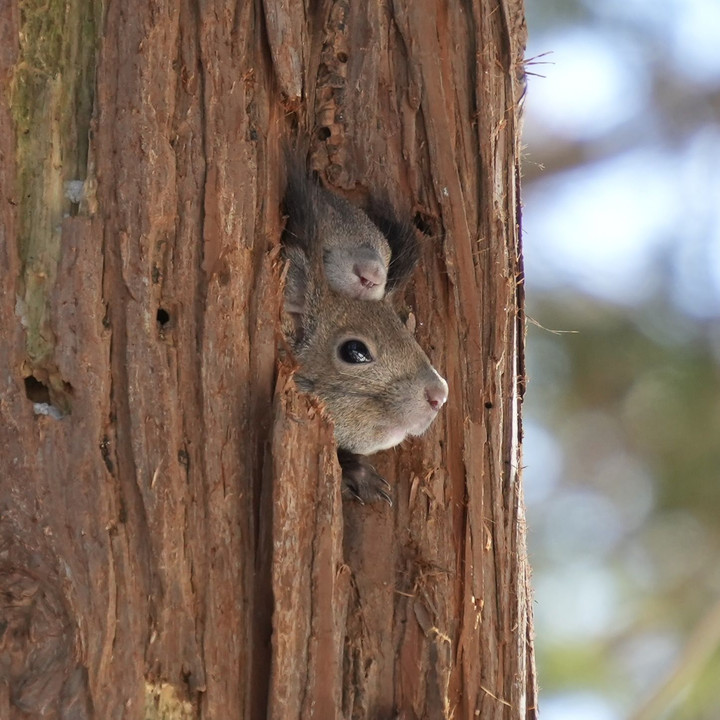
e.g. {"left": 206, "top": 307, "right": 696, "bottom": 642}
{"left": 425, "top": 376, "right": 448, "bottom": 411}
{"left": 353, "top": 261, "right": 386, "bottom": 289}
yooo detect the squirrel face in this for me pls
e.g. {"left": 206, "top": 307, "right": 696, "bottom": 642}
{"left": 318, "top": 191, "right": 392, "bottom": 300}
{"left": 282, "top": 157, "right": 447, "bottom": 460}
{"left": 293, "top": 288, "right": 448, "bottom": 455}
{"left": 283, "top": 161, "right": 420, "bottom": 301}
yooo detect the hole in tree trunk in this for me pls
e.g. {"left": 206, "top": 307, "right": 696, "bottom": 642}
{"left": 413, "top": 211, "right": 438, "bottom": 238}
{"left": 24, "top": 376, "right": 51, "bottom": 403}
{"left": 157, "top": 308, "right": 171, "bottom": 327}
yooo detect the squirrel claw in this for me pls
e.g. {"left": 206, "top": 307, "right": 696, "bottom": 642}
{"left": 375, "top": 487, "right": 393, "bottom": 506}
{"left": 338, "top": 450, "right": 393, "bottom": 506}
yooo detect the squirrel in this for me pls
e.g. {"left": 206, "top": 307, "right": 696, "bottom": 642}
{"left": 282, "top": 164, "right": 448, "bottom": 504}
{"left": 283, "top": 160, "right": 420, "bottom": 302}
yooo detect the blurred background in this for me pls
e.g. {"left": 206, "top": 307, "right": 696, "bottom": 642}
{"left": 521, "top": 1, "right": 720, "bottom": 718}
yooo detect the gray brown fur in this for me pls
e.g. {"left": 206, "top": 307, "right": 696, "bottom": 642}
{"left": 282, "top": 166, "right": 448, "bottom": 502}
{"left": 365, "top": 197, "right": 420, "bottom": 293}
{"left": 283, "top": 161, "right": 418, "bottom": 300}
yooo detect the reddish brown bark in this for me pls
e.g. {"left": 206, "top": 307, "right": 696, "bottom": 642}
{"left": 0, "top": 0, "right": 534, "bottom": 718}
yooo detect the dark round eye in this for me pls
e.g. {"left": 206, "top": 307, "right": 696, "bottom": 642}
{"left": 338, "top": 339, "right": 374, "bottom": 364}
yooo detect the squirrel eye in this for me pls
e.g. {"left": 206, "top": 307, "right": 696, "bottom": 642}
{"left": 338, "top": 339, "right": 374, "bottom": 364}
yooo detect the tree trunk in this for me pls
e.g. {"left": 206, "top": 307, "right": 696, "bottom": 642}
{"left": 0, "top": 0, "right": 535, "bottom": 718}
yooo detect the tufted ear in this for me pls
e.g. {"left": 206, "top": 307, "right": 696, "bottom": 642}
{"left": 366, "top": 198, "right": 420, "bottom": 293}
{"left": 282, "top": 245, "right": 310, "bottom": 316}
{"left": 281, "top": 153, "right": 326, "bottom": 342}
{"left": 282, "top": 152, "right": 317, "bottom": 256}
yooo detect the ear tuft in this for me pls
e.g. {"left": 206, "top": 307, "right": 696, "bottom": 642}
{"left": 282, "top": 150, "right": 316, "bottom": 255}
{"left": 366, "top": 198, "right": 420, "bottom": 292}
{"left": 281, "top": 149, "right": 326, "bottom": 344}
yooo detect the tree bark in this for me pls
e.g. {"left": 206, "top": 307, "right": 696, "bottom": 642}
{"left": 0, "top": 0, "right": 535, "bottom": 718}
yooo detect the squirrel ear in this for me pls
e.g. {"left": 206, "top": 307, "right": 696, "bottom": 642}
{"left": 366, "top": 198, "right": 420, "bottom": 293}
{"left": 283, "top": 245, "right": 309, "bottom": 316}
{"left": 282, "top": 153, "right": 315, "bottom": 254}
{"left": 281, "top": 155, "right": 325, "bottom": 341}
{"left": 283, "top": 245, "right": 324, "bottom": 344}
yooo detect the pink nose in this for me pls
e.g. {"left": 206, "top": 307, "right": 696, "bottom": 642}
{"left": 353, "top": 261, "right": 386, "bottom": 289}
{"left": 426, "top": 380, "right": 448, "bottom": 411}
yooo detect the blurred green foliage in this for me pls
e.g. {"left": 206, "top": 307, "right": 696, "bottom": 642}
{"left": 528, "top": 291, "right": 720, "bottom": 715}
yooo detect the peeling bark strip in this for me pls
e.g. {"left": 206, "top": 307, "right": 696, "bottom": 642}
{"left": 0, "top": 0, "right": 534, "bottom": 719}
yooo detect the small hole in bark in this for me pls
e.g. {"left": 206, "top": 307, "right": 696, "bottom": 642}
{"left": 413, "top": 212, "right": 435, "bottom": 237}
{"left": 217, "top": 261, "right": 231, "bottom": 286}
{"left": 24, "top": 376, "right": 67, "bottom": 418}
{"left": 337, "top": 52, "right": 348, "bottom": 63}
{"left": 25, "top": 376, "right": 50, "bottom": 403}
{"left": 317, "top": 127, "right": 331, "bottom": 141}
{"left": 100, "top": 436, "right": 114, "bottom": 473}
{"left": 484, "top": 401, "right": 493, "bottom": 409}
{"left": 157, "top": 308, "right": 171, "bottom": 327}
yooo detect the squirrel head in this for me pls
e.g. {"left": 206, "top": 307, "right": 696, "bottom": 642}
{"left": 282, "top": 170, "right": 448, "bottom": 456}
{"left": 283, "top": 160, "right": 420, "bottom": 302}
{"left": 291, "top": 286, "right": 449, "bottom": 455}
{"left": 318, "top": 189, "right": 391, "bottom": 300}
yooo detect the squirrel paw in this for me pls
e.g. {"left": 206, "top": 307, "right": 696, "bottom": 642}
{"left": 337, "top": 450, "right": 393, "bottom": 506}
